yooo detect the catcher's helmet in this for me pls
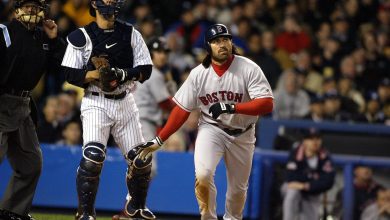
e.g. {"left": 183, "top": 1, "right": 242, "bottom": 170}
{"left": 204, "top": 24, "right": 232, "bottom": 53}
{"left": 14, "top": 0, "right": 48, "bottom": 26}
{"left": 90, "top": 0, "right": 124, "bottom": 17}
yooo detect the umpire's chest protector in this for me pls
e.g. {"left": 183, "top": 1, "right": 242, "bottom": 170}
{"left": 84, "top": 20, "right": 134, "bottom": 69}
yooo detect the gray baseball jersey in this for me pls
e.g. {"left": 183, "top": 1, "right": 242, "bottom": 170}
{"left": 173, "top": 55, "right": 273, "bottom": 219}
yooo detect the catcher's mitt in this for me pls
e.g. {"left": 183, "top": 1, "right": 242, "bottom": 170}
{"left": 91, "top": 56, "right": 118, "bottom": 92}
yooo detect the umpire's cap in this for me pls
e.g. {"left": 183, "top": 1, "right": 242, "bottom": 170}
{"left": 204, "top": 24, "right": 232, "bottom": 52}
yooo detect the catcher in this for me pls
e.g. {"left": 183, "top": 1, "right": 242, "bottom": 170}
{"left": 61, "top": 0, "right": 154, "bottom": 218}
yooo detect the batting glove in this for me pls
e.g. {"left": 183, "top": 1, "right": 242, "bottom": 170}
{"left": 138, "top": 136, "right": 163, "bottom": 161}
{"left": 209, "top": 103, "right": 236, "bottom": 119}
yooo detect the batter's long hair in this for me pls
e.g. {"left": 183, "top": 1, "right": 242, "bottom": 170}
{"left": 202, "top": 45, "right": 240, "bottom": 68}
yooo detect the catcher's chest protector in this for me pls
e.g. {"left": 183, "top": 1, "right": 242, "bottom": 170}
{"left": 84, "top": 20, "right": 134, "bottom": 69}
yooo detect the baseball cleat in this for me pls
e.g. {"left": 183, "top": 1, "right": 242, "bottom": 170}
{"left": 0, "top": 209, "right": 35, "bottom": 220}
{"left": 112, "top": 211, "right": 148, "bottom": 220}
{"left": 75, "top": 212, "right": 96, "bottom": 220}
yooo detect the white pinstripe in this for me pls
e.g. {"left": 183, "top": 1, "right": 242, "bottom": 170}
{"left": 0, "top": 24, "right": 11, "bottom": 48}
{"left": 81, "top": 92, "right": 145, "bottom": 154}
{"left": 61, "top": 25, "right": 152, "bottom": 154}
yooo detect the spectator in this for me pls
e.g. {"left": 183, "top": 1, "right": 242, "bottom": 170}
{"left": 361, "top": 189, "right": 390, "bottom": 220}
{"left": 378, "top": 78, "right": 390, "bottom": 107}
{"left": 246, "top": 31, "right": 282, "bottom": 89}
{"left": 62, "top": 0, "right": 94, "bottom": 27}
{"left": 322, "top": 77, "right": 338, "bottom": 95}
{"left": 56, "top": 91, "right": 80, "bottom": 127}
{"left": 56, "top": 121, "right": 82, "bottom": 146}
{"left": 166, "top": 31, "right": 195, "bottom": 74}
{"left": 338, "top": 76, "right": 365, "bottom": 113}
{"left": 261, "top": 29, "right": 294, "bottom": 70}
{"left": 138, "top": 16, "right": 161, "bottom": 43}
{"left": 334, "top": 166, "right": 384, "bottom": 219}
{"left": 165, "top": 0, "right": 207, "bottom": 54}
{"left": 294, "top": 50, "right": 323, "bottom": 95}
{"left": 37, "top": 95, "right": 61, "bottom": 143}
{"left": 304, "top": 94, "right": 325, "bottom": 122}
{"left": 275, "top": 16, "right": 311, "bottom": 55}
{"left": 321, "top": 37, "right": 342, "bottom": 78}
{"left": 282, "top": 128, "right": 335, "bottom": 220}
{"left": 359, "top": 32, "right": 390, "bottom": 91}
{"left": 356, "top": 92, "right": 384, "bottom": 123}
{"left": 331, "top": 15, "right": 355, "bottom": 55}
{"left": 274, "top": 69, "right": 310, "bottom": 119}
{"left": 383, "top": 101, "right": 390, "bottom": 126}
{"left": 323, "top": 89, "right": 352, "bottom": 122}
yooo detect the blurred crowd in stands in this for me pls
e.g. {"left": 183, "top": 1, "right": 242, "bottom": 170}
{"left": 1, "top": 0, "right": 389, "bottom": 148}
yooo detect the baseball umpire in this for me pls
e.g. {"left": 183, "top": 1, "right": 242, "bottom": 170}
{"left": 61, "top": 0, "right": 155, "bottom": 219}
{"left": 0, "top": 0, "right": 65, "bottom": 219}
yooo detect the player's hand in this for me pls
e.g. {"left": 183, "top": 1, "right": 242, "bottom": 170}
{"left": 209, "top": 103, "right": 235, "bottom": 119}
{"left": 43, "top": 19, "right": 58, "bottom": 39}
{"left": 138, "top": 136, "right": 164, "bottom": 161}
{"left": 111, "top": 67, "right": 128, "bottom": 82}
{"left": 287, "top": 181, "right": 307, "bottom": 190}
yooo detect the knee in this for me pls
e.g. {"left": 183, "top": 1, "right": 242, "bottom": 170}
{"left": 195, "top": 169, "right": 213, "bottom": 185}
{"left": 79, "top": 142, "right": 106, "bottom": 176}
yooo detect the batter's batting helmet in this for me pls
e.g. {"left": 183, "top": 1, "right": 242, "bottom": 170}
{"left": 204, "top": 24, "right": 232, "bottom": 53}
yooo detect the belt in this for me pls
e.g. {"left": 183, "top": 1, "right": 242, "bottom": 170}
{"left": 91, "top": 91, "right": 127, "bottom": 100}
{"left": 0, "top": 88, "right": 31, "bottom": 97}
{"left": 210, "top": 123, "right": 253, "bottom": 136}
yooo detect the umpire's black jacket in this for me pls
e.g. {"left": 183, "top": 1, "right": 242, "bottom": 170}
{"left": 0, "top": 19, "right": 65, "bottom": 91}
{"left": 285, "top": 145, "right": 335, "bottom": 195}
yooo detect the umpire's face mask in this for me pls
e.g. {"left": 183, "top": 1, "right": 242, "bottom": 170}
{"left": 15, "top": 1, "right": 46, "bottom": 30}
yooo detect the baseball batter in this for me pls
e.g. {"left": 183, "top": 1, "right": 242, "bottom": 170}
{"left": 138, "top": 24, "right": 274, "bottom": 220}
{"left": 61, "top": 0, "right": 155, "bottom": 219}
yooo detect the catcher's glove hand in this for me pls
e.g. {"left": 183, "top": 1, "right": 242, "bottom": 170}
{"left": 138, "top": 136, "right": 163, "bottom": 161}
{"left": 91, "top": 56, "right": 118, "bottom": 92}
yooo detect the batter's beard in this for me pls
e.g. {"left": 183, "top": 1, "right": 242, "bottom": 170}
{"left": 211, "top": 54, "right": 229, "bottom": 64}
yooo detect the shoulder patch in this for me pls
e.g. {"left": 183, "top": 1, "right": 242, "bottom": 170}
{"left": 0, "top": 24, "right": 11, "bottom": 48}
{"left": 67, "top": 28, "right": 86, "bottom": 48}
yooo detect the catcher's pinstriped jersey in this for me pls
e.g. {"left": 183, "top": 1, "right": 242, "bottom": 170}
{"left": 62, "top": 22, "right": 151, "bottom": 95}
{"left": 61, "top": 20, "right": 152, "bottom": 153}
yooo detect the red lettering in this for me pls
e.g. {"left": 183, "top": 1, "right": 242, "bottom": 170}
{"left": 219, "top": 91, "right": 227, "bottom": 101}
{"left": 227, "top": 91, "right": 234, "bottom": 101}
{"left": 199, "top": 96, "right": 208, "bottom": 105}
{"left": 206, "top": 94, "right": 213, "bottom": 103}
{"left": 211, "top": 92, "right": 219, "bottom": 102}
{"left": 234, "top": 93, "right": 243, "bottom": 102}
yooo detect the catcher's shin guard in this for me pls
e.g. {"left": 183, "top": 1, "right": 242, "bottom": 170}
{"left": 76, "top": 142, "right": 106, "bottom": 218}
{"left": 125, "top": 148, "right": 155, "bottom": 219}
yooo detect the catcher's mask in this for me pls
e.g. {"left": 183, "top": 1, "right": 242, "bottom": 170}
{"left": 14, "top": 0, "right": 47, "bottom": 28}
{"left": 90, "top": 0, "right": 124, "bottom": 18}
{"left": 204, "top": 24, "right": 232, "bottom": 53}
